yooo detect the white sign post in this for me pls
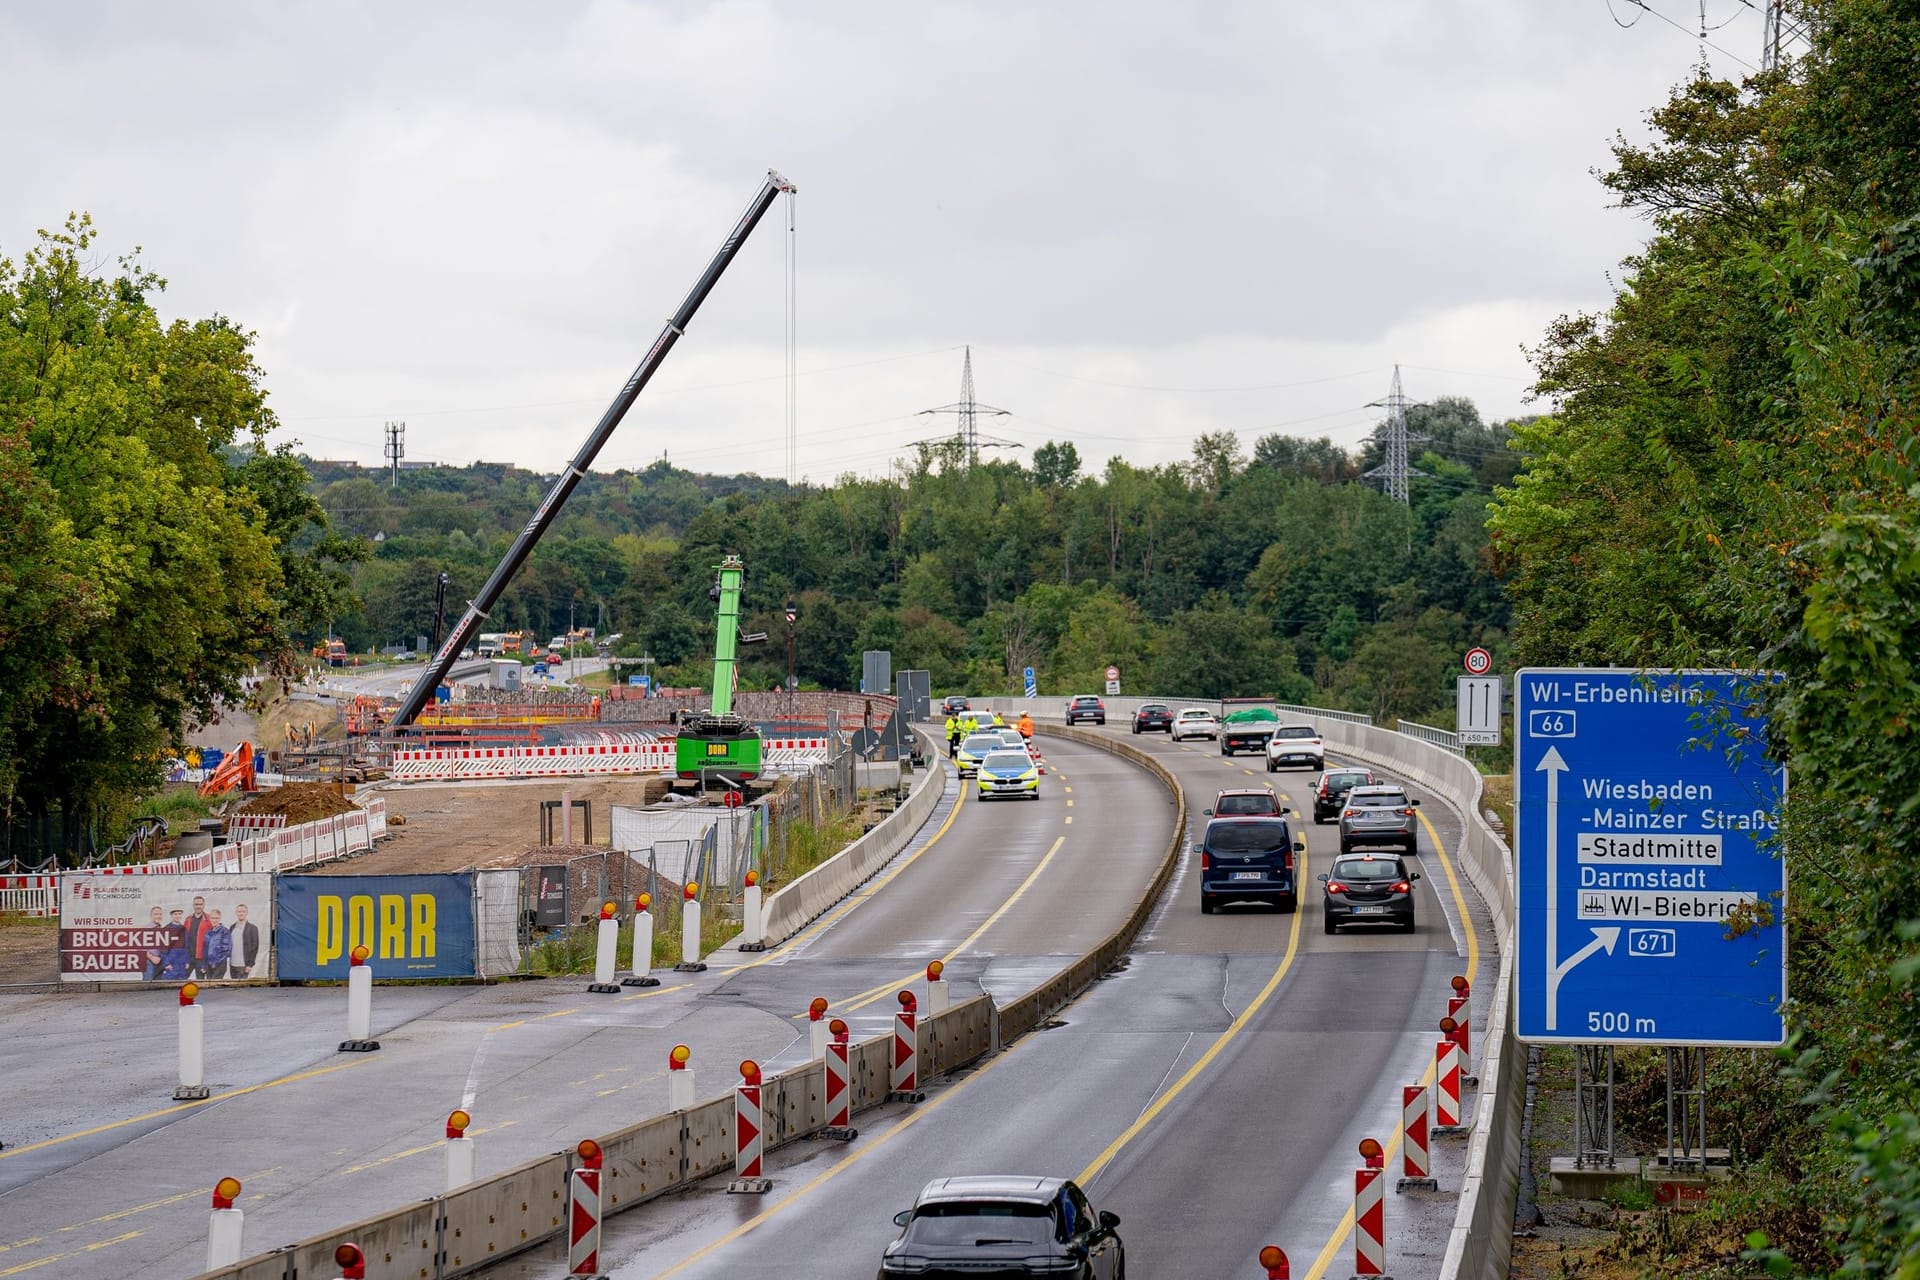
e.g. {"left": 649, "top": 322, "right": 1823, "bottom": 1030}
{"left": 1104, "top": 665, "right": 1120, "bottom": 696}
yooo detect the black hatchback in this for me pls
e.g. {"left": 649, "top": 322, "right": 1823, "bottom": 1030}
{"left": 880, "top": 1176, "right": 1123, "bottom": 1279}
{"left": 1319, "top": 853, "right": 1421, "bottom": 933}
{"left": 1199, "top": 815, "right": 1302, "bottom": 913}
{"left": 1132, "top": 703, "right": 1173, "bottom": 734}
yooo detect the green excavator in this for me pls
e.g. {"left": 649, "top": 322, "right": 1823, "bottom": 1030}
{"left": 673, "top": 554, "right": 766, "bottom": 790}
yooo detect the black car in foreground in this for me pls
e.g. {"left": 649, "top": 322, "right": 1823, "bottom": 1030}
{"left": 1131, "top": 702, "right": 1174, "bottom": 733}
{"left": 879, "top": 1176, "right": 1124, "bottom": 1279}
{"left": 1320, "top": 852, "right": 1421, "bottom": 933}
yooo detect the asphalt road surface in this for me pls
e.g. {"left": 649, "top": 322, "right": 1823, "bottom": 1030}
{"left": 477, "top": 725, "right": 1498, "bottom": 1280}
{"left": 0, "top": 735, "right": 1170, "bottom": 1280}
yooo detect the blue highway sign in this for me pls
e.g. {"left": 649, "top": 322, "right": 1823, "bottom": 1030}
{"left": 1514, "top": 669, "right": 1786, "bottom": 1046}
{"left": 1024, "top": 666, "right": 1038, "bottom": 699}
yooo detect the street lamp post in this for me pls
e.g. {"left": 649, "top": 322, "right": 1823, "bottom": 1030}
{"left": 784, "top": 599, "right": 798, "bottom": 700}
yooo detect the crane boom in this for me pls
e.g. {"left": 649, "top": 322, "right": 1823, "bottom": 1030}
{"left": 388, "top": 169, "right": 796, "bottom": 731}
{"left": 708, "top": 555, "right": 745, "bottom": 717}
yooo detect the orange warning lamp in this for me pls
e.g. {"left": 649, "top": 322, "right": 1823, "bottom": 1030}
{"left": 600, "top": 900, "right": 616, "bottom": 920}
{"left": 349, "top": 944, "right": 371, "bottom": 967}
{"left": 744, "top": 869, "right": 759, "bottom": 888}
{"left": 1260, "top": 1244, "right": 1290, "bottom": 1279}
{"left": 1358, "top": 1136, "right": 1384, "bottom": 1169}
{"left": 576, "top": 1137, "right": 603, "bottom": 1170}
{"left": 1439, "top": 1015, "right": 1460, "bottom": 1036}
{"left": 740, "top": 1059, "right": 761, "bottom": 1085}
{"left": 926, "top": 960, "right": 945, "bottom": 983}
{"left": 636, "top": 892, "right": 652, "bottom": 912}
{"left": 1451, "top": 974, "right": 1471, "bottom": 996}
{"left": 897, "top": 989, "right": 917, "bottom": 1012}
{"left": 685, "top": 882, "right": 700, "bottom": 900}
{"left": 828, "top": 1017, "right": 849, "bottom": 1042}
{"left": 669, "top": 1044, "right": 691, "bottom": 1071}
{"left": 211, "top": 1176, "right": 242, "bottom": 1209}
{"left": 179, "top": 982, "right": 200, "bottom": 1007}
{"left": 334, "top": 1241, "right": 366, "bottom": 1279}
{"left": 446, "top": 1109, "right": 471, "bottom": 1140}
{"left": 809, "top": 997, "right": 829, "bottom": 1022}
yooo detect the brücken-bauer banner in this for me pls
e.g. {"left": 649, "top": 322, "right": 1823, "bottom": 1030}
{"left": 275, "top": 873, "right": 477, "bottom": 979}
{"left": 59, "top": 873, "right": 275, "bottom": 983}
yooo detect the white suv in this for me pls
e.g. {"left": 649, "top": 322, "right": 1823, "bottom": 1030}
{"left": 1265, "top": 723, "right": 1324, "bottom": 772}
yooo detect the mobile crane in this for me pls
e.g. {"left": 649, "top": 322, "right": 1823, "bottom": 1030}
{"left": 672, "top": 555, "right": 767, "bottom": 788}
{"left": 385, "top": 170, "right": 797, "bottom": 732}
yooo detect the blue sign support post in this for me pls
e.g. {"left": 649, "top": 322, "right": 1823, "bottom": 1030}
{"left": 1514, "top": 669, "right": 1786, "bottom": 1047}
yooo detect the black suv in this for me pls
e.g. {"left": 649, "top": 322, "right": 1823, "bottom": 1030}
{"left": 1065, "top": 695, "right": 1106, "bottom": 726}
{"left": 940, "top": 695, "right": 971, "bottom": 715}
{"left": 1198, "top": 815, "right": 1302, "bottom": 914}
{"left": 1311, "top": 767, "right": 1376, "bottom": 823}
{"left": 881, "top": 1176, "right": 1123, "bottom": 1279}
{"left": 1131, "top": 703, "right": 1173, "bottom": 734}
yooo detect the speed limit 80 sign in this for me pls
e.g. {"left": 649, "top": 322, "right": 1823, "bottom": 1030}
{"left": 1463, "top": 647, "right": 1493, "bottom": 676}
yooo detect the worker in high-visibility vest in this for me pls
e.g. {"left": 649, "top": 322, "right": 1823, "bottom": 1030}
{"left": 945, "top": 713, "right": 960, "bottom": 755}
{"left": 991, "top": 709, "right": 1006, "bottom": 728}
{"left": 1017, "top": 711, "right": 1034, "bottom": 739}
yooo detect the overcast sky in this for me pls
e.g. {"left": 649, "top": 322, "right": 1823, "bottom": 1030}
{"left": 4, "top": 1, "right": 1761, "bottom": 483}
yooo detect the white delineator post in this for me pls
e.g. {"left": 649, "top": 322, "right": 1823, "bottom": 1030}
{"left": 925, "top": 959, "right": 950, "bottom": 1014}
{"left": 808, "top": 997, "right": 830, "bottom": 1060}
{"left": 176, "top": 982, "right": 209, "bottom": 1100}
{"left": 1354, "top": 1138, "right": 1388, "bottom": 1277}
{"left": 207, "top": 1176, "right": 244, "bottom": 1269}
{"left": 740, "top": 870, "right": 764, "bottom": 948}
{"left": 728, "top": 1060, "right": 771, "bottom": 1193}
{"left": 588, "top": 901, "right": 620, "bottom": 994}
{"left": 1398, "top": 1085, "right": 1436, "bottom": 1192}
{"left": 568, "top": 1139, "right": 605, "bottom": 1279}
{"left": 676, "top": 882, "right": 707, "bottom": 972}
{"left": 668, "top": 1044, "right": 694, "bottom": 1110}
{"left": 446, "top": 1109, "right": 475, "bottom": 1192}
{"left": 623, "top": 894, "right": 660, "bottom": 987}
{"left": 340, "top": 945, "right": 378, "bottom": 1051}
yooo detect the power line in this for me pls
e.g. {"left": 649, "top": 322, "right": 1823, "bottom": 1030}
{"left": 916, "top": 346, "right": 1019, "bottom": 466}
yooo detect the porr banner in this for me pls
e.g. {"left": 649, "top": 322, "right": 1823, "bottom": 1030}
{"left": 275, "top": 873, "right": 477, "bottom": 980}
{"left": 59, "top": 873, "right": 273, "bottom": 983}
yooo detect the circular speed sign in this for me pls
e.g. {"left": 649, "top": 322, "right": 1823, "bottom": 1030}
{"left": 1463, "top": 647, "right": 1493, "bottom": 676}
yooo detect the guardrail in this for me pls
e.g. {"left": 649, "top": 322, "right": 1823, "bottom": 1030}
{"left": 1397, "top": 718, "right": 1466, "bottom": 757}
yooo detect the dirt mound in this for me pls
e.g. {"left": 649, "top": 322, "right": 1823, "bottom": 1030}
{"left": 235, "top": 782, "right": 359, "bottom": 825}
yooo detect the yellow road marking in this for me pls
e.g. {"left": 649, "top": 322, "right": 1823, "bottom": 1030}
{"left": 1076, "top": 852, "right": 1309, "bottom": 1185}
{"left": 0, "top": 1231, "right": 141, "bottom": 1277}
{"left": 1300, "top": 799, "right": 1482, "bottom": 1280}
{"left": 339, "top": 1121, "right": 517, "bottom": 1174}
{"left": 617, "top": 982, "right": 691, "bottom": 1003}
{"left": 0, "top": 1059, "right": 374, "bottom": 1160}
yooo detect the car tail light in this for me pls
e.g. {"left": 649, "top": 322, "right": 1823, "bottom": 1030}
{"left": 1201, "top": 851, "right": 1211, "bottom": 871}
{"left": 1283, "top": 849, "right": 1294, "bottom": 870}
{"left": 1399, "top": 807, "right": 1415, "bottom": 817}
{"left": 1343, "top": 809, "right": 1358, "bottom": 820}
{"left": 1326, "top": 881, "right": 1348, "bottom": 894}
{"left": 1392, "top": 880, "right": 1411, "bottom": 893}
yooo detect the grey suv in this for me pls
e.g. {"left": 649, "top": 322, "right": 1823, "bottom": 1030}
{"left": 1338, "top": 783, "right": 1420, "bottom": 853}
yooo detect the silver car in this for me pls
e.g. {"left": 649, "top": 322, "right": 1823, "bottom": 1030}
{"left": 1338, "top": 783, "right": 1420, "bottom": 854}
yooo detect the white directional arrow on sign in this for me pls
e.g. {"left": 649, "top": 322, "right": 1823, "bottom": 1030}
{"left": 1537, "top": 745, "right": 1623, "bottom": 1031}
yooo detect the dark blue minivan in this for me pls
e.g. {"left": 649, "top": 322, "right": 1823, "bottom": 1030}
{"left": 1199, "top": 816, "right": 1303, "bottom": 914}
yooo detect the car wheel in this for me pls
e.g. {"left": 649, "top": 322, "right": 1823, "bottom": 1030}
{"left": 1323, "top": 913, "right": 1337, "bottom": 935}
{"left": 1201, "top": 894, "right": 1218, "bottom": 915}
{"left": 1403, "top": 917, "right": 1417, "bottom": 933}
{"left": 1096, "top": 717, "right": 1105, "bottom": 725}
{"left": 1339, "top": 838, "right": 1352, "bottom": 854}
{"left": 1280, "top": 893, "right": 1297, "bottom": 914}
{"left": 1132, "top": 725, "right": 1140, "bottom": 734}
{"left": 1313, "top": 814, "right": 1326, "bottom": 825}
{"left": 1265, "top": 760, "right": 1277, "bottom": 773}
{"left": 1405, "top": 838, "right": 1418, "bottom": 854}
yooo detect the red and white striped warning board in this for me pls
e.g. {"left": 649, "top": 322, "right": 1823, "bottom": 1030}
{"left": 1354, "top": 1162, "right": 1387, "bottom": 1275}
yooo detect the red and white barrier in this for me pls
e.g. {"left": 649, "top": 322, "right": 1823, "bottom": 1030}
{"left": 728, "top": 1060, "right": 771, "bottom": 1193}
{"left": 176, "top": 982, "right": 210, "bottom": 1100}
{"left": 676, "top": 882, "right": 706, "bottom": 972}
{"left": 226, "top": 812, "right": 288, "bottom": 832}
{"left": 823, "top": 1018, "right": 856, "bottom": 1140}
{"left": 889, "top": 990, "right": 924, "bottom": 1102}
{"left": 568, "top": 1139, "right": 605, "bottom": 1278}
{"left": 340, "top": 945, "right": 378, "bottom": 1052}
{"left": 1399, "top": 1084, "right": 1436, "bottom": 1192}
{"left": 1434, "top": 1037, "right": 1464, "bottom": 1131}
{"left": 207, "top": 1176, "right": 244, "bottom": 1269}
{"left": 0, "top": 873, "right": 60, "bottom": 917}
{"left": 623, "top": 895, "right": 660, "bottom": 987}
{"left": 1354, "top": 1138, "right": 1387, "bottom": 1276}
{"left": 446, "top": 1109, "right": 475, "bottom": 1192}
{"left": 668, "top": 1044, "right": 694, "bottom": 1110}
{"left": 386, "top": 738, "right": 835, "bottom": 783}
{"left": 1449, "top": 975, "right": 1472, "bottom": 1057}
{"left": 588, "top": 901, "right": 620, "bottom": 994}
{"left": 1259, "top": 1244, "right": 1290, "bottom": 1279}
{"left": 925, "top": 960, "right": 950, "bottom": 1014}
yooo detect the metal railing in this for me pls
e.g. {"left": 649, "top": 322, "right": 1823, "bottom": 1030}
{"left": 1397, "top": 718, "right": 1466, "bottom": 757}
{"left": 1276, "top": 702, "right": 1373, "bottom": 726}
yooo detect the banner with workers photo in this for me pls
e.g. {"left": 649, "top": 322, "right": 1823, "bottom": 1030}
{"left": 274, "top": 873, "right": 477, "bottom": 980}
{"left": 58, "top": 873, "right": 274, "bottom": 983}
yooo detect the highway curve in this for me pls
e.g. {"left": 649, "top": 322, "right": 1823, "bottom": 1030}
{"left": 480, "top": 725, "right": 1498, "bottom": 1279}
{"left": 0, "top": 735, "right": 1171, "bottom": 1280}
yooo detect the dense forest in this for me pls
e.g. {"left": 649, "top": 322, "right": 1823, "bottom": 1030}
{"left": 313, "top": 400, "right": 1516, "bottom": 717}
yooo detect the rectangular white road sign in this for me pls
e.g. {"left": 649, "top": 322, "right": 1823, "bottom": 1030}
{"left": 1457, "top": 675, "right": 1501, "bottom": 746}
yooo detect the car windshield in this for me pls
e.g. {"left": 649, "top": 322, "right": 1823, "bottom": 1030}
{"left": 1141, "top": 704, "right": 1168, "bottom": 713}
{"left": 962, "top": 735, "right": 1003, "bottom": 753}
{"left": 1352, "top": 791, "right": 1409, "bottom": 808}
{"left": 1178, "top": 711, "right": 1210, "bottom": 720}
{"left": 1274, "top": 726, "right": 1316, "bottom": 740}
{"left": 1325, "top": 773, "right": 1369, "bottom": 791}
{"left": 1333, "top": 859, "right": 1404, "bottom": 881}
{"left": 1207, "top": 822, "right": 1290, "bottom": 853}
{"left": 984, "top": 752, "right": 1031, "bottom": 771}
{"left": 1215, "top": 794, "right": 1279, "bottom": 816}
{"left": 904, "top": 1202, "right": 1056, "bottom": 1248}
